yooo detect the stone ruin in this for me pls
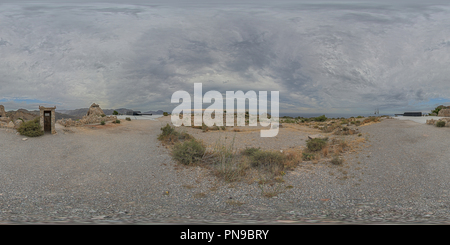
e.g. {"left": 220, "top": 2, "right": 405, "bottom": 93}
{"left": 0, "top": 105, "right": 38, "bottom": 129}
{"left": 0, "top": 105, "right": 16, "bottom": 129}
{"left": 0, "top": 105, "right": 6, "bottom": 118}
{"left": 57, "top": 103, "right": 117, "bottom": 127}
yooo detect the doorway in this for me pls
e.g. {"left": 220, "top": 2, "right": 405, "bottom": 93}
{"left": 44, "top": 111, "right": 51, "bottom": 132}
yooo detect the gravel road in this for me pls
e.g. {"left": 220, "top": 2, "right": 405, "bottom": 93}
{"left": 1, "top": 117, "right": 450, "bottom": 224}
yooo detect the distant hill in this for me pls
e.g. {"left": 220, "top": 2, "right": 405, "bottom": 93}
{"left": 7, "top": 109, "right": 80, "bottom": 121}
{"left": 56, "top": 108, "right": 89, "bottom": 118}
{"left": 56, "top": 108, "right": 165, "bottom": 117}
{"left": 143, "top": 110, "right": 164, "bottom": 115}
{"left": 102, "top": 108, "right": 134, "bottom": 116}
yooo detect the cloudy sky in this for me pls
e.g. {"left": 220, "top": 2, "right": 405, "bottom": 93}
{"left": 1, "top": 0, "right": 450, "bottom": 115}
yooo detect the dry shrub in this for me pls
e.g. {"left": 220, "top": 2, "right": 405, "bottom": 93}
{"left": 331, "top": 155, "right": 343, "bottom": 165}
{"left": 283, "top": 149, "right": 302, "bottom": 170}
{"left": 306, "top": 138, "right": 328, "bottom": 152}
{"left": 322, "top": 145, "right": 329, "bottom": 157}
{"left": 158, "top": 123, "right": 193, "bottom": 145}
{"left": 172, "top": 139, "right": 206, "bottom": 165}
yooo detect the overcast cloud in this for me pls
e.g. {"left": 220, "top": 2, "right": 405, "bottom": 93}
{"left": 1, "top": 0, "right": 450, "bottom": 115}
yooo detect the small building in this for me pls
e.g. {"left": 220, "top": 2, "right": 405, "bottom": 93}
{"left": 39, "top": 106, "right": 56, "bottom": 134}
{"left": 403, "top": 112, "right": 422, "bottom": 117}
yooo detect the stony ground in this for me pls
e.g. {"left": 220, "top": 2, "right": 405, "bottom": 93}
{"left": 1, "top": 116, "right": 450, "bottom": 224}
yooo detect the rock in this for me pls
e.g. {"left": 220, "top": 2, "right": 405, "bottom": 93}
{"left": 22, "top": 138, "right": 28, "bottom": 141}
{"left": 438, "top": 109, "right": 450, "bottom": 117}
{"left": 6, "top": 121, "right": 15, "bottom": 128}
{"left": 14, "top": 120, "right": 23, "bottom": 128}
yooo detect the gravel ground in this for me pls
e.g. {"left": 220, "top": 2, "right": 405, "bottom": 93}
{"left": 1, "top": 116, "right": 450, "bottom": 224}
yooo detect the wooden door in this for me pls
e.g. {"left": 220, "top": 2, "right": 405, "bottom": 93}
{"left": 44, "top": 111, "right": 51, "bottom": 132}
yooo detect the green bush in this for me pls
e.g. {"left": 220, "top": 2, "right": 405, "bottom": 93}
{"left": 100, "top": 121, "right": 105, "bottom": 125}
{"left": 113, "top": 110, "right": 119, "bottom": 115}
{"left": 313, "top": 115, "right": 327, "bottom": 122}
{"left": 306, "top": 138, "right": 328, "bottom": 152}
{"left": 112, "top": 119, "right": 120, "bottom": 124}
{"left": 17, "top": 117, "right": 44, "bottom": 137}
{"left": 432, "top": 107, "right": 442, "bottom": 115}
{"left": 436, "top": 121, "right": 446, "bottom": 127}
{"left": 101, "top": 114, "right": 106, "bottom": 117}
{"left": 163, "top": 112, "right": 169, "bottom": 116}
{"left": 125, "top": 117, "right": 131, "bottom": 121}
{"left": 172, "top": 139, "right": 206, "bottom": 165}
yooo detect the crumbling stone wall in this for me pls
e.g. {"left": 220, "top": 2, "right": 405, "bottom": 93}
{"left": 0, "top": 105, "right": 6, "bottom": 118}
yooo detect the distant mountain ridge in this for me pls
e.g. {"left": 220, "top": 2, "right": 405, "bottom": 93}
{"left": 56, "top": 108, "right": 164, "bottom": 117}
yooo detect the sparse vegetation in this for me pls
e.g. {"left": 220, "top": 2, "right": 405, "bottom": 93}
{"left": 313, "top": 115, "right": 327, "bottom": 122}
{"left": 306, "top": 137, "right": 328, "bottom": 152}
{"left": 17, "top": 117, "right": 44, "bottom": 137}
{"left": 125, "top": 117, "right": 131, "bottom": 121}
{"left": 241, "top": 147, "right": 261, "bottom": 156}
{"left": 302, "top": 152, "right": 315, "bottom": 161}
{"left": 172, "top": 139, "right": 206, "bottom": 165}
{"left": 362, "top": 116, "right": 379, "bottom": 124}
{"left": 112, "top": 119, "right": 121, "bottom": 124}
{"left": 157, "top": 123, "right": 193, "bottom": 144}
{"left": 436, "top": 121, "right": 446, "bottom": 127}
{"left": 331, "top": 155, "right": 343, "bottom": 165}
{"left": 163, "top": 112, "right": 169, "bottom": 116}
{"left": 157, "top": 115, "right": 366, "bottom": 192}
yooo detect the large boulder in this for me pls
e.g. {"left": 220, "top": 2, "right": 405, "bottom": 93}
{"left": 6, "top": 121, "right": 15, "bottom": 128}
{"left": 438, "top": 109, "right": 450, "bottom": 117}
{"left": 14, "top": 120, "right": 23, "bottom": 129}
